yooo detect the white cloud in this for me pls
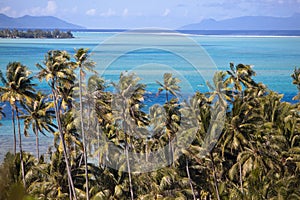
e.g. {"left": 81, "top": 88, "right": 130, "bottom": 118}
{"left": 45, "top": 1, "right": 57, "bottom": 15}
{"left": 122, "top": 8, "right": 128, "bottom": 16}
{"left": 100, "top": 8, "right": 116, "bottom": 17}
{"left": 0, "top": 6, "right": 11, "bottom": 14}
{"left": 86, "top": 8, "right": 96, "bottom": 16}
{"left": 21, "top": 1, "right": 57, "bottom": 16}
{"left": 162, "top": 8, "right": 170, "bottom": 16}
{"left": 0, "top": 6, "right": 18, "bottom": 17}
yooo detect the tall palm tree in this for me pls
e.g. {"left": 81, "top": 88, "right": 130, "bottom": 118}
{"left": 0, "top": 62, "right": 36, "bottom": 187}
{"left": 74, "top": 48, "right": 96, "bottom": 200}
{"left": 111, "top": 72, "right": 149, "bottom": 200}
{"left": 194, "top": 71, "right": 229, "bottom": 200}
{"left": 85, "top": 75, "right": 105, "bottom": 155}
{"left": 36, "top": 50, "right": 77, "bottom": 200}
{"left": 156, "top": 73, "right": 181, "bottom": 164}
{"left": 21, "top": 91, "right": 57, "bottom": 160}
{"left": 94, "top": 89, "right": 114, "bottom": 168}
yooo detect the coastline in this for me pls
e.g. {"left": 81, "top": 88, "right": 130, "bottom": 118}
{"left": 71, "top": 29, "right": 300, "bottom": 37}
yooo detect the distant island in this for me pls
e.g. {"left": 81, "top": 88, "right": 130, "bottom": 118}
{"left": 0, "top": 29, "right": 74, "bottom": 38}
{"left": 180, "top": 13, "right": 300, "bottom": 30}
{"left": 0, "top": 14, "right": 84, "bottom": 29}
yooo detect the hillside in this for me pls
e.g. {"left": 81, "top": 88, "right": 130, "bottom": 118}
{"left": 180, "top": 13, "right": 300, "bottom": 30}
{"left": 0, "top": 14, "right": 84, "bottom": 29}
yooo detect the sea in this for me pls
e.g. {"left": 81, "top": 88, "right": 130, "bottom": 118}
{"left": 0, "top": 29, "right": 300, "bottom": 161}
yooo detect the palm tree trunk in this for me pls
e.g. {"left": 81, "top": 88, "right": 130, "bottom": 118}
{"left": 165, "top": 91, "right": 173, "bottom": 165}
{"left": 97, "top": 124, "right": 101, "bottom": 167}
{"left": 210, "top": 152, "right": 220, "bottom": 200}
{"left": 52, "top": 88, "right": 77, "bottom": 200}
{"left": 125, "top": 140, "right": 134, "bottom": 200}
{"left": 239, "top": 162, "right": 244, "bottom": 194}
{"left": 168, "top": 135, "right": 173, "bottom": 165}
{"left": 15, "top": 105, "right": 26, "bottom": 188}
{"left": 118, "top": 91, "right": 135, "bottom": 200}
{"left": 34, "top": 124, "right": 39, "bottom": 160}
{"left": 79, "top": 69, "right": 90, "bottom": 200}
{"left": 186, "top": 158, "right": 196, "bottom": 200}
{"left": 11, "top": 108, "right": 16, "bottom": 155}
{"left": 68, "top": 177, "right": 73, "bottom": 200}
{"left": 145, "top": 140, "right": 148, "bottom": 162}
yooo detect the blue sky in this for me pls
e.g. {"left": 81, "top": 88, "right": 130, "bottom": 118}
{"left": 1, "top": 0, "right": 300, "bottom": 28}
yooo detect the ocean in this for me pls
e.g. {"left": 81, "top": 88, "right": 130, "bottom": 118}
{"left": 0, "top": 30, "right": 300, "bottom": 161}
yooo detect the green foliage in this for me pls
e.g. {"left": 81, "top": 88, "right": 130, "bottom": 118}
{"left": 0, "top": 51, "right": 299, "bottom": 199}
{"left": 0, "top": 29, "right": 74, "bottom": 38}
{"left": 291, "top": 67, "right": 300, "bottom": 101}
{"left": 0, "top": 152, "right": 36, "bottom": 200}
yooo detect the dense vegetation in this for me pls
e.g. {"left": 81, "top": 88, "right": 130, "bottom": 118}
{"left": 0, "top": 49, "right": 299, "bottom": 200}
{"left": 0, "top": 29, "right": 74, "bottom": 38}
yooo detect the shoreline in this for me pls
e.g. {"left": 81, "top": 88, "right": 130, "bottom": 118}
{"left": 71, "top": 29, "right": 300, "bottom": 37}
{"left": 1, "top": 29, "right": 300, "bottom": 39}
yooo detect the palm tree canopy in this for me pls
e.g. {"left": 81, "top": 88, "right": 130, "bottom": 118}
{"left": 0, "top": 62, "right": 36, "bottom": 104}
{"left": 36, "top": 50, "right": 75, "bottom": 88}
{"left": 156, "top": 73, "right": 181, "bottom": 98}
{"left": 224, "top": 63, "right": 258, "bottom": 92}
{"left": 21, "top": 92, "right": 57, "bottom": 137}
{"left": 74, "top": 48, "right": 97, "bottom": 76}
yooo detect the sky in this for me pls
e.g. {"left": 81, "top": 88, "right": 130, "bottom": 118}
{"left": 0, "top": 0, "right": 300, "bottom": 29}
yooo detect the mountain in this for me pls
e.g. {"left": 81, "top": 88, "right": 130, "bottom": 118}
{"left": 0, "top": 14, "right": 85, "bottom": 29}
{"left": 180, "top": 13, "right": 300, "bottom": 30}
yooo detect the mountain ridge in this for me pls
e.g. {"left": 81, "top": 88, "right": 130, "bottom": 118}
{"left": 0, "top": 14, "right": 85, "bottom": 29}
{"left": 180, "top": 14, "right": 300, "bottom": 30}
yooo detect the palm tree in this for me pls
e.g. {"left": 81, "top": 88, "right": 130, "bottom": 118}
{"left": 291, "top": 67, "right": 300, "bottom": 101}
{"left": 21, "top": 91, "right": 57, "bottom": 160}
{"left": 224, "top": 63, "right": 258, "bottom": 96}
{"left": 0, "top": 62, "right": 36, "bottom": 187}
{"left": 89, "top": 75, "right": 113, "bottom": 168}
{"left": 57, "top": 82, "right": 75, "bottom": 111}
{"left": 37, "top": 50, "right": 77, "bottom": 200}
{"left": 156, "top": 73, "right": 181, "bottom": 102}
{"left": 156, "top": 73, "right": 181, "bottom": 165}
{"left": 111, "top": 72, "right": 149, "bottom": 200}
{"left": 74, "top": 48, "right": 96, "bottom": 200}
{"left": 85, "top": 75, "right": 105, "bottom": 156}
{"left": 193, "top": 71, "right": 229, "bottom": 200}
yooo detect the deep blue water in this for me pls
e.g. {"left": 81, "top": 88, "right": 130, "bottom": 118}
{"left": 0, "top": 30, "right": 299, "bottom": 161}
